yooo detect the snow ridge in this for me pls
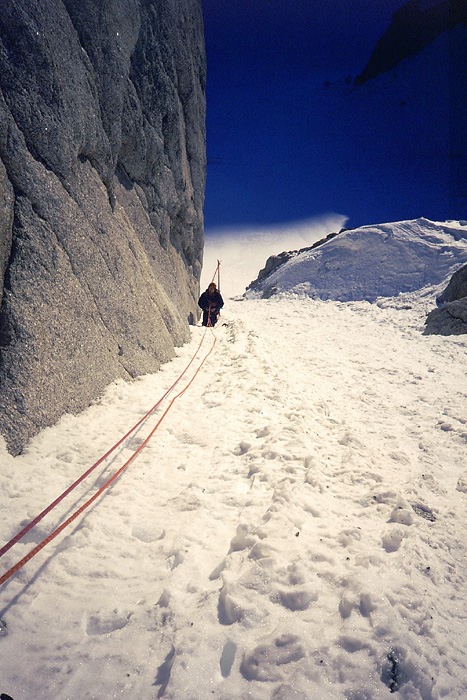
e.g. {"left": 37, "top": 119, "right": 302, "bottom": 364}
{"left": 247, "top": 218, "right": 467, "bottom": 303}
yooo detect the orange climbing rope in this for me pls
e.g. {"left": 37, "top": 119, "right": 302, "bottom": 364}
{"left": 0, "top": 328, "right": 209, "bottom": 561}
{"left": 0, "top": 330, "right": 216, "bottom": 588}
{"left": 0, "top": 265, "right": 221, "bottom": 587}
{"left": 211, "top": 259, "right": 221, "bottom": 289}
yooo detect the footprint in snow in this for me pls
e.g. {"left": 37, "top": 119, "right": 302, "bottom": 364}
{"left": 273, "top": 588, "right": 318, "bottom": 611}
{"left": 234, "top": 441, "right": 252, "bottom": 455}
{"left": 132, "top": 525, "right": 166, "bottom": 543}
{"left": 388, "top": 507, "right": 414, "bottom": 526}
{"left": 220, "top": 640, "right": 237, "bottom": 678}
{"left": 86, "top": 609, "right": 132, "bottom": 636}
{"left": 382, "top": 528, "right": 406, "bottom": 553}
{"left": 218, "top": 580, "right": 247, "bottom": 625}
{"left": 456, "top": 473, "right": 467, "bottom": 493}
{"left": 272, "top": 684, "right": 308, "bottom": 700}
{"left": 240, "top": 633, "right": 305, "bottom": 682}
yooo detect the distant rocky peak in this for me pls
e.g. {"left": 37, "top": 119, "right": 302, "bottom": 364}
{"left": 355, "top": 0, "right": 467, "bottom": 85}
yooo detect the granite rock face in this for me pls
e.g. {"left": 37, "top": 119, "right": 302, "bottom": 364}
{"left": 437, "top": 263, "right": 467, "bottom": 304}
{"left": 0, "top": 0, "right": 206, "bottom": 454}
{"left": 424, "top": 264, "right": 467, "bottom": 335}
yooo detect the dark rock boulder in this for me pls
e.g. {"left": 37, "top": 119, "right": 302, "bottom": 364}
{"left": 355, "top": 0, "right": 467, "bottom": 86}
{"left": 353, "top": 1, "right": 466, "bottom": 218}
{"left": 424, "top": 264, "right": 467, "bottom": 335}
{"left": 437, "top": 263, "right": 467, "bottom": 303}
{"left": 424, "top": 298, "right": 467, "bottom": 335}
{"left": 0, "top": 0, "right": 206, "bottom": 454}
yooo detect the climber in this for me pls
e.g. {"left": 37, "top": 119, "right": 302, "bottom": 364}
{"left": 198, "top": 282, "right": 224, "bottom": 327}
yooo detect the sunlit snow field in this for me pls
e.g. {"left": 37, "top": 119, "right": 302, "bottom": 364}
{"left": 1, "top": 219, "right": 467, "bottom": 699}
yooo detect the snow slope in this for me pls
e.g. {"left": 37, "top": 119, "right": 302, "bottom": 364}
{"left": 1, "top": 222, "right": 467, "bottom": 699}
{"left": 246, "top": 218, "right": 467, "bottom": 302}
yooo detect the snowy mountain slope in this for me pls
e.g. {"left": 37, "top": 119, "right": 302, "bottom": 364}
{"left": 0, "top": 283, "right": 466, "bottom": 698}
{"left": 246, "top": 218, "right": 467, "bottom": 303}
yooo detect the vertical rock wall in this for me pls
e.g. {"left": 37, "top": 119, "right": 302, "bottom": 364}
{"left": 0, "top": 0, "right": 206, "bottom": 454}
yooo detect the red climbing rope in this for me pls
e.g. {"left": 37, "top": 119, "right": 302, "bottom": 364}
{"left": 210, "top": 259, "right": 221, "bottom": 290}
{"left": 0, "top": 328, "right": 210, "bottom": 562}
{"left": 0, "top": 262, "right": 223, "bottom": 586}
{"left": 0, "top": 330, "right": 217, "bottom": 588}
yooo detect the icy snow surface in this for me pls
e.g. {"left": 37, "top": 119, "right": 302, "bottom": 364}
{"left": 245, "top": 219, "right": 467, "bottom": 302}
{"left": 1, "top": 219, "right": 467, "bottom": 699}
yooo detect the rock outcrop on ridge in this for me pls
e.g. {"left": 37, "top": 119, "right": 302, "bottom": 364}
{"left": 424, "top": 264, "right": 467, "bottom": 335}
{"left": 354, "top": 0, "right": 467, "bottom": 86}
{"left": 0, "top": 0, "right": 206, "bottom": 454}
{"left": 246, "top": 231, "right": 342, "bottom": 298}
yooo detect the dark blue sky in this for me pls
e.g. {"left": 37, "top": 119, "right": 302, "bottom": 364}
{"left": 202, "top": 0, "right": 461, "bottom": 231}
